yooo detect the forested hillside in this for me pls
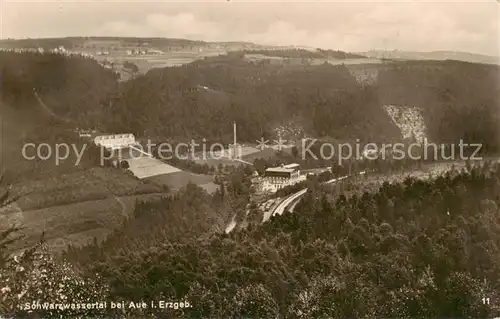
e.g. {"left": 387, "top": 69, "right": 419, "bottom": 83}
{"left": 52, "top": 163, "right": 500, "bottom": 318}
{"left": 0, "top": 52, "right": 166, "bottom": 252}
{"left": 1, "top": 51, "right": 498, "bottom": 186}
{"left": 0, "top": 51, "right": 119, "bottom": 126}
{"left": 377, "top": 61, "right": 500, "bottom": 152}
{"left": 2, "top": 51, "right": 499, "bottom": 152}
{"left": 0, "top": 51, "right": 119, "bottom": 179}
{"left": 104, "top": 56, "right": 401, "bottom": 143}
{"left": 105, "top": 55, "right": 500, "bottom": 150}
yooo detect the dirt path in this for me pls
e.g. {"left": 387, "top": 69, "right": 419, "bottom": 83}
{"left": 113, "top": 196, "right": 127, "bottom": 218}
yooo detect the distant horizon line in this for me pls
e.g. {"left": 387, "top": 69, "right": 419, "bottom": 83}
{"left": 0, "top": 36, "right": 497, "bottom": 58}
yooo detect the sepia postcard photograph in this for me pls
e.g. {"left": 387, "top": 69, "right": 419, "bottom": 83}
{"left": 0, "top": 0, "right": 499, "bottom": 318}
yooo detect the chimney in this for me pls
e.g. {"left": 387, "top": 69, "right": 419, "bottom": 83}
{"left": 233, "top": 121, "right": 237, "bottom": 159}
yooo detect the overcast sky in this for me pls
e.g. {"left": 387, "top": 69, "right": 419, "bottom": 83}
{"left": 1, "top": 0, "right": 499, "bottom": 56}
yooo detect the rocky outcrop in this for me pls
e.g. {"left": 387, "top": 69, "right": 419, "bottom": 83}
{"left": 383, "top": 105, "right": 427, "bottom": 143}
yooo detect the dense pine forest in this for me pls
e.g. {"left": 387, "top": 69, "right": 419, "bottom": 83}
{"left": 2, "top": 162, "right": 500, "bottom": 317}
{"left": 70, "top": 162, "right": 500, "bottom": 318}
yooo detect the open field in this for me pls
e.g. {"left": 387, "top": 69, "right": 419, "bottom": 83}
{"left": 199, "top": 146, "right": 262, "bottom": 159}
{"left": 193, "top": 157, "right": 243, "bottom": 167}
{"left": 0, "top": 193, "right": 166, "bottom": 252}
{"left": 94, "top": 49, "right": 226, "bottom": 74}
{"left": 237, "top": 146, "right": 262, "bottom": 157}
{"left": 198, "top": 182, "right": 220, "bottom": 194}
{"left": 190, "top": 149, "right": 243, "bottom": 167}
{"left": 114, "top": 146, "right": 217, "bottom": 191}
{"left": 113, "top": 146, "right": 184, "bottom": 179}
{"left": 244, "top": 53, "right": 383, "bottom": 67}
{"left": 82, "top": 47, "right": 383, "bottom": 79}
{"left": 242, "top": 147, "right": 281, "bottom": 162}
{"left": 191, "top": 146, "right": 279, "bottom": 167}
{"left": 327, "top": 58, "right": 383, "bottom": 65}
{"left": 9, "top": 167, "right": 163, "bottom": 211}
{"left": 127, "top": 156, "right": 182, "bottom": 179}
{"left": 144, "top": 171, "right": 217, "bottom": 193}
{"left": 1, "top": 165, "right": 169, "bottom": 252}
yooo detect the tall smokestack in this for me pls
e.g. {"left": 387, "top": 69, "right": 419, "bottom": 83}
{"left": 233, "top": 121, "right": 237, "bottom": 159}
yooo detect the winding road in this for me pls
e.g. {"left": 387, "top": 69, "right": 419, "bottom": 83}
{"left": 262, "top": 172, "right": 366, "bottom": 222}
{"left": 229, "top": 159, "right": 500, "bottom": 232}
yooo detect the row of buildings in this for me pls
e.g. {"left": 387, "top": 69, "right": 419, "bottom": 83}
{"left": 125, "top": 49, "right": 164, "bottom": 56}
{"left": 76, "top": 129, "right": 137, "bottom": 150}
{"left": 93, "top": 133, "right": 136, "bottom": 150}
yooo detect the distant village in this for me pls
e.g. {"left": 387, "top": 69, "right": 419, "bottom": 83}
{"left": 0, "top": 45, "right": 93, "bottom": 57}
{"left": 0, "top": 41, "right": 252, "bottom": 74}
{"left": 0, "top": 44, "right": 167, "bottom": 59}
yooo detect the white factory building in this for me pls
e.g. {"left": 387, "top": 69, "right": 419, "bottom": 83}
{"left": 93, "top": 133, "right": 136, "bottom": 150}
{"left": 261, "top": 163, "right": 303, "bottom": 192}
